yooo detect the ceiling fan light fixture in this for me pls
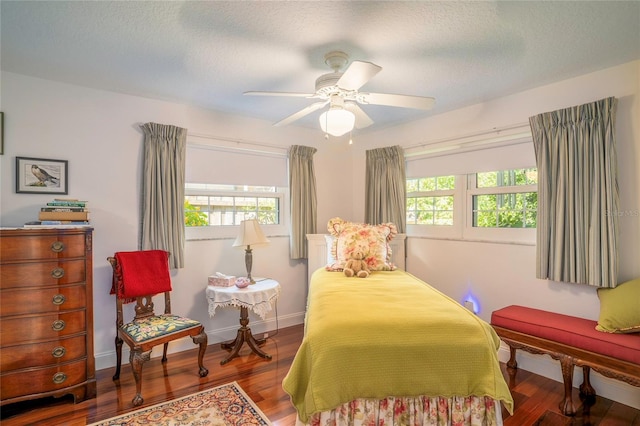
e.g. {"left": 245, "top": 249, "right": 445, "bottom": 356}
{"left": 319, "top": 108, "right": 355, "bottom": 137}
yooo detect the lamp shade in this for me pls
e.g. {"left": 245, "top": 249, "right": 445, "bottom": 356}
{"left": 233, "top": 219, "right": 270, "bottom": 248}
{"left": 319, "top": 108, "right": 355, "bottom": 137}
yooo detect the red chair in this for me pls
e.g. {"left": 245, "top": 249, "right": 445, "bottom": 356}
{"left": 108, "top": 250, "right": 208, "bottom": 406}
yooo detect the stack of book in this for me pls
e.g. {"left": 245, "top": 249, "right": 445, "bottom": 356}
{"left": 26, "top": 199, "right": 91, "bottom": 227}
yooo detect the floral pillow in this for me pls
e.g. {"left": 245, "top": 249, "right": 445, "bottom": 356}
{"left": 326, "top": 217, "right": 398, "bottom": 271}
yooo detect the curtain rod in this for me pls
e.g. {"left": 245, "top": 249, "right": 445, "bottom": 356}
{"left": 404, "top": 122, "right": 531, "bottom": 151}
{"left": 186, "top": 132, "right": 288, "bottom": 157}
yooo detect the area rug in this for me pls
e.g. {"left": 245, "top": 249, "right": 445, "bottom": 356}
{"left": 88, "top": 381, "right": 271, "bottom": 425}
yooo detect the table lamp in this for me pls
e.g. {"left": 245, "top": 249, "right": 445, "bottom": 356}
{"left": 233, "top": 219, "right": 270, "bottom": 284}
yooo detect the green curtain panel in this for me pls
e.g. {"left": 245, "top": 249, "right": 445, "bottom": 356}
{"left": 289, "top": 145, "right": 318, "bottom": 260}
{"left": 140, "top": 123, "right": 187, "bottom": 269}
{"left": 529, "top": 97, "right": 619, "bottom": 288}
{"left": 365, "top": 145, "right": 406, "bottom": 233}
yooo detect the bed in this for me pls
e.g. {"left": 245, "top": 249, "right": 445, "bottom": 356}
{"left": 282, "top": 219, "right": 513, "bottom": 425}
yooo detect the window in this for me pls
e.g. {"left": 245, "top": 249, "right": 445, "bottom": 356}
{"left": 470, "top": 168, "right": 537, "bottom": 228}
{"left": 184, "top": 183, "right": 286, "bottom": 240}
{"left": 406, "top": 168, "right": 537, "bottom": 243}
{"left": 185, "top": 184, "right": 280, "bottom": 227}
{"left": 406, "top": 176, "right": 456, "bottom": 226}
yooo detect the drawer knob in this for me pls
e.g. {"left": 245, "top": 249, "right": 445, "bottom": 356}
{"left": 52, "top": 320, "right": 66, "bottom": 331}
{"left": 51, "top": 268, "right": 65, "bottom": 279}
{"left": 53, "top": 372, "right": 67, "bottom": 384}
{"left": 52, "top": 346, "right": 66, "bottom": 358}
{"left": 52, "top": 294, "right": 66, "bottom": 305}
{"left": 51, "top": 241, "right": 65, "bottom": 252}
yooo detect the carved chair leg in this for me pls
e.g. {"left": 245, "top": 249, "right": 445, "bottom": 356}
{"left": 113, "top": 336, "right": 123, "bottom": 380}
{"left": 559, "top": 355, "right": 576, "bottom": 416}
{"left": 579, "top": 365, "right": 596, "bottom": 402}
{"left": 162, "top": 342, "right": 169, "bottom": 363}
{"left": 129, "top": 349, "right": 151, "bottom": 407}
{"left": 193, "top": 330, "right": 209, "bottom": 377}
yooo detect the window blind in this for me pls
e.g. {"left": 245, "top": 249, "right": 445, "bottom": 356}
{"left": 185, "top": 144, "right": 288, "bottom": 187}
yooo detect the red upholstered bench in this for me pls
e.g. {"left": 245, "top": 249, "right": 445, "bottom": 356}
{"left": 491, "top": 305, "right": 640, "bottom": 416}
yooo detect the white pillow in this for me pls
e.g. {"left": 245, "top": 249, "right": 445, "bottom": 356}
{"left": 325, "top": 235, "right": 336, "bottom": 266}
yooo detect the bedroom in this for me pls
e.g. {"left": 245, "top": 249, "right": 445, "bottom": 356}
{"left": 0, "top": 1, "right": 639, "bottom": 424}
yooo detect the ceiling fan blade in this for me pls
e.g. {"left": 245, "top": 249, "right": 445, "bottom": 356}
{"left": 337, "top": 61, "right": 382, "bottom": 91}
{"left": 273, "top": 101, "right": 329, "bottom": 127}
{"left": 244, "top": 91, "right": 315, "bottom": 98}
{"left": 345, "top": 102, "right": 374, "bottom": 129}
{"left": 360, "top": 92, "right": 435, "bottom": 110}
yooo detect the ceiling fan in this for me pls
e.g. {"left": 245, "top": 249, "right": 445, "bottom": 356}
{"left": 244, "top": 51, "right": 436, "bottom": 136}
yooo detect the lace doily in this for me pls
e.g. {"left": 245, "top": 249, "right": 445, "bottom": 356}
{"left": 206, "top": 278, "right": 280, "bottom": 320}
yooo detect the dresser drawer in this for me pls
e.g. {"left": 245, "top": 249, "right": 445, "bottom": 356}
{"left": 1, "top": 310, "right": 86, "bottom": 346}
{"left": 0, "top": 259, "right": 86, "bottom": 289}
{"left": 0, "top": 228, "right": 94, "bottom": 405}
{"left": 0, "top": 359, "right": 87, "bottom": 400}
{"left": 1, "top": 285, "right": 86, "bottom": 316}
{"left": 0, "top": 234, "right": 86, "bottom": 262}
{"left": 1, "top": 335, "right": 86, "bottom": 371}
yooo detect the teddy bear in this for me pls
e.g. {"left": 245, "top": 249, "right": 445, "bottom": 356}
{"left": 343, "top": 244, "right": 370, "bottom": 278}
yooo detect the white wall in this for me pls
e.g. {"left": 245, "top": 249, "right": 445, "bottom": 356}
{"left": 0, "top": 71, "right": 356, "bottom": 369}
{"left": 1, "top": 61, "right": 638, "bottom": 409}
{"left": 354, "top": 60, "right": 640, "bottom": 408}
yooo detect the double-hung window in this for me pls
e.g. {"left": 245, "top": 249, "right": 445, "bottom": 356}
{"left": 184, "top": 142, "right": 288, "bottom": 240}
{"left": 185, "top": 183, "right": 286, "bottom": 240}
{"left": 404, "top": 129, "right": 536, "bottom": 243}
{"left": 406, "top": 175, "right": 463, "bottom": 238}
{"left": 405, "top": 168, "right": 537, "bottom": 243}
{"left": 185, "top": 184, "right": 281, "bottom": 225}
{"left": 465, "top": 168, "right": 537, "bottom": 243}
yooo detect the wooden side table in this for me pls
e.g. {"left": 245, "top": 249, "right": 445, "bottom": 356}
{"left": 206, "top": 278, "right": 280, "bottom": 365}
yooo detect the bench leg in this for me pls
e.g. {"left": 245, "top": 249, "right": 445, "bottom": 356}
{"left": 559, "top": 354, "right": 576, "bottom": 416}
{"left": 507, "top": 346, "right": 518, "bottom": 370}
{"left": 505, "top": 346, "right": 518, "bottom": 387}
{"left": 579, "top": 365, "right": 596, "bottom": 402}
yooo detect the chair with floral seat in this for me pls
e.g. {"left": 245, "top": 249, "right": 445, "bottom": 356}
{"left": 108, "top": 250, "right": 208, "bottom": 407}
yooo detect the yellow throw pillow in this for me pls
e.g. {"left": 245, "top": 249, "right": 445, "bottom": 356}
{"left": 596, "top": 278, "right": 640, "bottom": 333}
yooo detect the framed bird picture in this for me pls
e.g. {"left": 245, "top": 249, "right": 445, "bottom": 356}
{"left": 16, "top": 156, "right": 68, "bottom": 194}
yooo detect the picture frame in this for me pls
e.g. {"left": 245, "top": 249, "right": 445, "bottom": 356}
{"left": 16, "top": 156, "right": 68, "bottom": 194}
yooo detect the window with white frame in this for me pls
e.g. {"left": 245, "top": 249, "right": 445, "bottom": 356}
{"left": 184, "top": 142, "right": 288, "bottom": 240}
{"left": 470, "top": 168, "right": 538, "bottom": 228}
{"left": 405, "top": 168, "right": 537, "bottom": 243}
{"left": 406, "top": 175, "right": 456, "bottom": 226}
{"left": 185, "top": 184, "right": 281, "bottom": 227}
{"left": 404, "top": 129, "right": 537, "bottom": 243}
{"left": 405, "top": 175, "right": 464, "bottom": 238}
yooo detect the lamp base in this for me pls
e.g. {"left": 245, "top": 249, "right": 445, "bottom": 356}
{"left": 245, "top": 246, "right": 256, "bottom": 284}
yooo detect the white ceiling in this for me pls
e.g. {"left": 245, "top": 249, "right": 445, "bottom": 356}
{"left": 2, "top": 1, "right": 639, "bottom": 134}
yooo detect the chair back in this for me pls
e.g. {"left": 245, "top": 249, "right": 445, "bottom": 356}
{"left": 108, "top": 250, "right": 172, "bottom": 327}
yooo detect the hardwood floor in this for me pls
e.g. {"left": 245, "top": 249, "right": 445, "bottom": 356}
{"left": 1, "top": 324, "right": 638, "bottom": 425}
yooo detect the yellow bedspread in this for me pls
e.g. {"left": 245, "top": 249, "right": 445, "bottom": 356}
{"left": 283, "top": 268, "right": 514, "bottom": 423}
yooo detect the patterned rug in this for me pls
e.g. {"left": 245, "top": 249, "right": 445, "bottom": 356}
{"left": 88, "top": 381, "right": 271, "bottom": 425}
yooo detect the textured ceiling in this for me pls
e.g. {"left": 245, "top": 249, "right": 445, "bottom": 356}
{"left": 2, "top": 1, "right": 639, "bottom": 134}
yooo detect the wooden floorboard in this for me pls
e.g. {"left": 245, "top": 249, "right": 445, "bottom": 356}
{"left": 1, "top": 324, "right": 638, "bottom": 425}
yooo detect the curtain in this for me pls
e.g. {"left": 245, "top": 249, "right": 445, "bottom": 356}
{"left": 529, "top": 97, "right": 619, "bottom": 287}
{"left": 140, "top": 122, "right": 187, "bottom": 269}
{"left": 365, "top": 145, "right": 406, "bottom": 233}
{"left": 289, "top": 145, "right": 318, "bottom": 259}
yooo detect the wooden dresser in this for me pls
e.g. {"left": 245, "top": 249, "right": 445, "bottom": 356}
{"left": 0, "top": 227, "right": 96, "bottom": 406}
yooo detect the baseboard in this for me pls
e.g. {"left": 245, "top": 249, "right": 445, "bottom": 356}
{"left": 498, "top": 343, "right": 640, "bottom": 410}
{"left": 95, "top": 311, "right": 305, "bottom": 371}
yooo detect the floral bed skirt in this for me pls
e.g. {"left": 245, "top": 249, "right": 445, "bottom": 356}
{"left": 297, "top": 395, "right": 503, "bottom": 426}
